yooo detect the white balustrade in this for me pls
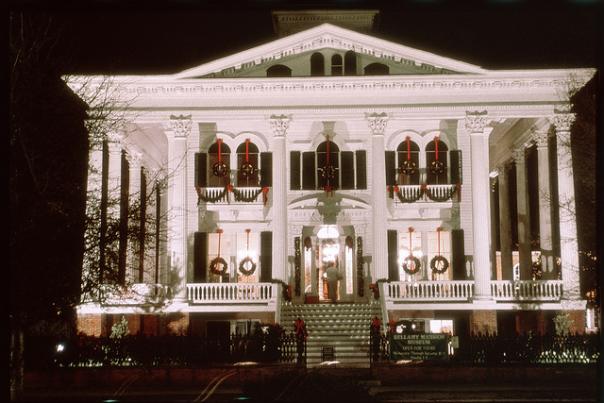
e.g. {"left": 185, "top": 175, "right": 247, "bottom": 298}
{"left": 393, "top": 184, "right": 457, "bottom": 203}
{"left": 198, "top": 186, "right": 264, "bottom": 204}
{"left": 187, "top": 282, "right": 276, "bottom": 304}
{"left": 386, "top": 281, "right": 475, "bottom": 301}
{"left": 490, "top": 280, "right": 563, "bottom": 301}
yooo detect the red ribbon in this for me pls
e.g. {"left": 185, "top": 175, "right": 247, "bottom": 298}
{"left": 437, "top": 227, "right": 442, "bottom": 256}
{"left": 216, "top": 229, "right": 223, "bottom": 258}
{"left": 326, "top": 137, "right": 331, "bottom": 164}
{"left": 245, "top": 139, "right": 250, "bottom": 162}
{"left": 217, "top": 138, "right": 222, "bottom": 163}
{"left": 245, "top": 228, "right": 251, "bottom": 252}
{"left": 406, "top": 136, "right": 411, "bottom": 161}
{"left": 434, "top": 136, "right": 439, "bottom": 161}
{"left": 262, "top": 186, "right": 269, "bottom": 205}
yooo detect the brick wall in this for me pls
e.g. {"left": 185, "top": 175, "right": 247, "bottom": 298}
{"left": 469, "top": 310, "right": 497, "bottom": 335}
{"left": 77, "top": 314, "right": 102, "bottom": 336}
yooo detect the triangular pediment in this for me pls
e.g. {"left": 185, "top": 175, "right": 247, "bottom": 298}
{"left": 174, "top": 23, "right": 486, "bottom": 79}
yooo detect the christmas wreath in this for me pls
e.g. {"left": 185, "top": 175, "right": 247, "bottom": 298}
{"left": 318, "top": 164, "right": 338, "bottom": 180}
{"left": 238, "top": 256, "right": 257, "bottom": 276}
{"left": 398, "top": 159, "right": 417, "bottom": 176}
{"left": 212, "top": 161, "right": 230, "bottom": 177}
{"left": 429, "top": 160, "right": 446, "bottom": 175}
{"left": 402, "top": 255, "right": 421, "bottom": 275}
{"left": 239, "top": 162, "right": 257, "bottom": 179}
{"left": 430, "top": 255, "right": 449, "bottom": 274}
{"left": 209, "top": 256, "right": 228, "bottom": 276}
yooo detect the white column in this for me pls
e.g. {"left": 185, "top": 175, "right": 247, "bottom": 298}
{"left": 551, "top": 111, "right": 580, "bottom": 300}
{"left": 465, "top": 111, "right": 492, "bottom": 301}
{"left": 497, "top": 164, "right": 514, "bottom": 280}
{"left": 366, "top": 112, "right": 389, "bottom": 281}
{"left": 126, "top": 149, "right": 143, "bottom": 283}
{"left": 513, "top": 147, "right": 532, "bottom": 279}
{"left": 269, "top": 114, "right": 291, "bottom": 282}
{"left": 167, "top": 115, "right": 191, "bottom": 300}
{"left": 84, "top": 142, "right": 104, "bottom": 291}
{"left": 106, "top": 133, "right": 123, "bottom": 221}
{"left": 532, "top": 128, "right": 555, "bottom": 278}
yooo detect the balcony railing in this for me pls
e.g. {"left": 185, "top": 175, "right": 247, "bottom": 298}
{"left": 101, "top": 283, "right": 170, "bottom": 306}
{"left": 196, "top": 186, "right": 268, "bottom": 205}
{"left": 186, "top": 282, "right": 277, "bottom": 304}
{"left": 384, "top": 280, "right": 564, "bottom": 303}
{"left": 491, "top": 280, "right": 563, "bottom": 301}
{"left": 391, "top": 184, "right": 458, "bottom": 203}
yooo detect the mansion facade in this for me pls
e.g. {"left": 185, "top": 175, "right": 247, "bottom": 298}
{"left": 72, "top": 12, "right": 596, "bottom": 340}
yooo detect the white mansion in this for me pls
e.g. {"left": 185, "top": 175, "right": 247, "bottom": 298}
{"left": 73, "top": 11, "right": 596, "bottom": 341}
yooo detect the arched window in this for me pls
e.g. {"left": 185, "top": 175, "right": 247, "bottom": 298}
{"left": 425, "top": 138, "right": 448, "bottom": 185}
{"left": 317, "top": 140, "right": 340, "bottom": 189}
{"left": 311, "top": 52, "right": 325, "bottom": 76}
{"left": 331, "top": 54, "right": 343, "bottom": 76}
{"left": 396, "top": 137, "right": 420, "bottom": 185}
{"left": 364, "top": 62, "right": 389, "bottom": 75}
{"left": 344, "top": 51, "right": 357, "bottom": 75}
{"left": 236, "top": 140, "right": 259, "bottom": 187}
{"left": 266, "top": 64, "right": 292, "bottom": 77}
{"left": 208, "top": 140, "right": 231, "bottom": 187}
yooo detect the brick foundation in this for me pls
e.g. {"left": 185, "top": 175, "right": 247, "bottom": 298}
{"left": 469, "top": 310, "right": 497, "bottom": 335}
{"left": 77, "top": 314, "right": 102, "bottom": 336}
{"left": 565, "top": 310, "right": 586, "bottom": 334}
{"left": 164, "top": 313, "right": 190, "bottom": 335}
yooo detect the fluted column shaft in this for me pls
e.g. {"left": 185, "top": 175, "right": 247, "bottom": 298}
{"left": 551, "top": 112, "right": 580, "bottom": 299}
{"left": 127, "top": 150, "right": 143, "bottom": 283}
{"left": 466, "top": 111, "right": 492, "bottom": 300}
{"left": 167, "top": 115, "right": 191, "bottom": 300}
{"left": 533, "top": 129, "right": 555, "bottom": 278}
{"left": 270, "top": 115, "right": 290, "bottom": 282}
{"left": 513, "top": 148, "right": 532, "bottom": 279}
{"left": 367, "top": 113, "right": 389, "bottom": 281}
{"left": 497, "top": 165, "right": 514, "bottom": 280}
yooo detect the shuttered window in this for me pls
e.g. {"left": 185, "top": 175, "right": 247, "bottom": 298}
{"left": 340, "top": 151, "right": 354, "bottom": 189}
{"left": 260, "top": 152, "right": 272, "bottom": 187}
{"left": 290, "top": 151, "right": 301, "bottom": 190}
{"left": 388, "top": 230, "right": 399, "bottom": 281}
{"left": 302, "top": 151, "right": 316, "bottom": 190}
{"left": 194, "top": 232, "right": 208, "bottom": 282}
{"left": 260, "top": 231, "right": 272, "bottom": 282}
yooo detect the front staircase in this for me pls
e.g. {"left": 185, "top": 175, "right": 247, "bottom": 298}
{"left": 281, "top": 302, "right": 383, "bottom": 368}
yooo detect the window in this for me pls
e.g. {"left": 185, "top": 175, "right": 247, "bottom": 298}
{"left": 344, "top": 51, "right": 357, "bottom": 75}
{"left": 310, "top": 52, "right": 325, "bottom": 76}
{"left": 396, "top": 137, "right": 420, "bottom": 185}
{"left": 266, "top": 64, "right": 292, "bottom": 77}
{"left": 425, "top": 137, "right": 448, "bottom": 185}
{"left": 398, "top": 230, "right": 423, "bottom": 281}
{"left": 236, "top": 140, "right": 259, "bottom": 187}
{"left": 427, "top": 230, "right": 451, "bottom": 281}
{"left": 208, "top": 140, "right": 231, "bottom": 187}
{"left": 331, "top": 54, "right": 343, "bottom": 76}
{"left": 364, "top": 62, "right": 389, "bottom": 75}
{"left": 236, "top": 231, "right": 260, "bottom": 283}
{"left": 316, "top": 140, "right": 340, "bottom": 190}
{"left": 208, "top": 232, "right": 233, "bottom": 282}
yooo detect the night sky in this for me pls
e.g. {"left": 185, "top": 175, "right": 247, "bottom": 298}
{"left": 12, "top": 0, "right": 602, "bottom": 75}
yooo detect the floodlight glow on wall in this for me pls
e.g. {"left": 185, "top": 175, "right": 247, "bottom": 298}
{"left": 317, "top": 225, "right": 339, "bottom": 240}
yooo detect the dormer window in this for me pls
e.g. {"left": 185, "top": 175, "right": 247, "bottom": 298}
{"left": 364, "top": 62, "right": 389, "bottom": 75}
{"left": 311, "top": 52, "right": 325, "bottom": 76}
{"left": 266, "top": 64, "right": 292, "bottom": 77}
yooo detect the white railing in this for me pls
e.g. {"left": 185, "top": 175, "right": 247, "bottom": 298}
{"left": 186, "top": 282, "right": 276, "bottom": 304}
{"left": 385, "top": 281, "right": 475, "bottom": 301}
{"left": 101, "top": 283, "right": 170, "bottom": 305}
{"left": 393, "top": 184, "right": 457, "bottom": 203}
{"left": 491, "top": 280, "right": 563, "bottom": 301}
{"left": 197, "top": 186, "right": 265, "bottom": 205}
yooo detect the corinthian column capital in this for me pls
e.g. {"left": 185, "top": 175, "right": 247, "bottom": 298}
{"left": 365, "top": 112, "right": 389, "bottom": 135}
{"left": 168, "top": 114, "right": 192, "bottom": 138}
{"left": 512, "top": 147, "right": 526, "bottom": 165}
{"left": 531, "top": 128, "right": 550, "bottom": 148}
{"left": 269, "top": 114, "right": 292, "bottom": 137}
{"left": 550, "top": 111, "right": 576, "bottom": 133}
{"left": 464, "top": 110, "right": 489, "bottom": 133}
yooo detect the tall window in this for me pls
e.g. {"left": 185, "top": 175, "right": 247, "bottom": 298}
{"left": 310, "top": 52, "right": 325, "bottom": 76}
{"left": 364, "top": 62, "right": 389, "bottom": 75}
{"left": 331, "top": 54, "right": 343, "bottom": 76}
{"left": 396, "top": 138, "right": 420, "bottom": 185}
{"left": 427, "top": 230, "right": 451, "bottom": 281}
{"left": 208, "top": 232, "right": 233, "bottom": 283}
{"left": 316, "top": 140, "right": 340, "bottom": 190}
{"left": 425, "top": 138, "right": 448, "bottom": 184}
{"left": 208, "top": 141, "right": 231, "bottom": 187}
{"left": 399, "top": 230, "right": 423, "bottom": 281}
{"left": 266, "top": 64, "right": 292, "bottom": 77}
{"left": 344, "top": 51, "right": 357, "bottom": 75}
{"left": 236, "top": 231, "right": 259, "bottom": 283}
{"left": 236, "top": 140, "right": 259, "bottom": 187}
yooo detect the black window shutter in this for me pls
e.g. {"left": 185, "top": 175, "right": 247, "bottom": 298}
{"left": 340, "top": 151, "right": 354, "bottom": 189}
{"left": 290, "top": 151, "right": 300, "bottom": 190}
{"left": 195, "top": 153, "right": 207, "bottom": 188}
{"left": 450, "top": 150, "right": 462, "bottom": 184}
{"left": 260, "top": 152, "right": 273, "bottom": 187}
{"left": 194, "top": 232, "right": 208, "bottom": 282}
{"left": 451, "top": 229, "right": 465, "bottom": 280}
{"left": 385, "top": 151, "right": 396, "bottom": 186}
{"left": 260, "top": 231, "right": 272, "bottom": 282}
{"left": 355, "top": 150, "right": 367, "bottom": 189}
{"left": 302, "top": 152, "right": 316, "bottom": 190}
{"left": 387, "top": 230, "right": 399, "bottom": 281}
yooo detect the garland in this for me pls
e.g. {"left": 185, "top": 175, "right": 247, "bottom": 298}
{"left": 425, "top": 185, "right": 456, "bottom": 202}
{"left": 209, "top": 229, "right": 228, "bottom": 276}
{"left": 238, "top": 229, "right": 257, "bottom": 276}
{"left": 402, "top": 227, "right": 421, "bottom": 275}
{"left": 395, "top": 185, "right": 424, "bottom": 203}
{"left": 431, "top": 227, "right": 449, "bottom": 274}
{"left": 198, "top": 186, "right": 229, "bottom": 204}
{"left": 232, "top": 187, "right": 262, "bottom": 202}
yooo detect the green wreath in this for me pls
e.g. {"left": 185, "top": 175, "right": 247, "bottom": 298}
{"left": 402, "top": 255, "right": 421, "bottom": 275}
{"left": 429, "top": 160, "right": 446, "bottom": 175}
{"left": 430, "top": 255, "right": 449, "bottom": 274}
{"left": 212, "top": 161, "right": 230, "bottom": 177}
{"left": 238, "top": 256, "right": 257, "bottom": 276}
{"left": 209, "top": 257, "right": 228, "bottom": 276}
{"left": 239, "top": 162, "right": 257, "bottom": 179}
{"left": 318, "top": 165, "right": 338, "bottom": 180}
{"left": 398, "top": 159, "right": 417, "bottom": 176}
